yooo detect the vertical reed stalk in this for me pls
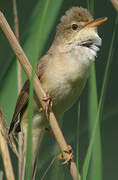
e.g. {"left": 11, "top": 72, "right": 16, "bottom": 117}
{"left": 13, "top": 0, "right": 23, "bottom": 179}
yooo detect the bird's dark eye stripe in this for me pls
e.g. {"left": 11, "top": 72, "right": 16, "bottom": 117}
{"left": 72, "top": 24, "right": 78, "bottom": 30}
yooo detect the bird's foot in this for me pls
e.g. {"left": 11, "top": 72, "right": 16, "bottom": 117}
{"left": 58, "top": 145, "right": 73, "bottom": 164}
{"left": 42, "top": 94, "right": 52, "bottom": 117}
{"left": 39, "top": 107, "right": 44, "bottom": 112}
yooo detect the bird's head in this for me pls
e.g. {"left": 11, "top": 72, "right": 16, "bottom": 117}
{"left": 55, "top": 7, "right": 107, "bottom": 57}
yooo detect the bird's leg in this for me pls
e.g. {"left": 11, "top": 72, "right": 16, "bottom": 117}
{"left": 45, "top": 127, "right": 73, "bottom": 164}
{"left": 43, "top": 94, "right": 52, "bottom": 115}
{"left": 58, "top": 145, "right": 73, "bottom": 164}
{"left": 45, "top": 127, "right": 55, "bottom": 137}
{"left": 39, "top": 93, "right": 53, "bottom": 117}
{"left": 42, "top": 95, "right": 73, "bottom": 164}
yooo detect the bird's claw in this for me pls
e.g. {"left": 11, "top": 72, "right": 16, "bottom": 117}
{"left": 39, "top": 107, "right": 44, "bottom": 112}
{"left": 42, "top": 94, "right": 52, "bottom": 117}
{"left": 58, "top": 145, "right": 73, "bottom": 164}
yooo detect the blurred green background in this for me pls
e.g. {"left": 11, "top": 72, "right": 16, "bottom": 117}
{"left": 0, "top": 0, "right": 118, "bottom": 180}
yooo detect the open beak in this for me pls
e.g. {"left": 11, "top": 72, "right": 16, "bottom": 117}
{"left": 85, "top": 17, "right": 108, "bottom": 28}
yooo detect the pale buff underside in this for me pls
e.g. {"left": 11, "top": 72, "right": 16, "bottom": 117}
{"left": 20, "top": 25, "right": 101, "bottom": 177}
{"left": 21, "top": 45, "right": 92, "bottom": 174}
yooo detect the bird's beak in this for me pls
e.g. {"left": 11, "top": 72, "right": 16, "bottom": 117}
{"left": 85, "top": 17, "right": 108, "bottom": 28}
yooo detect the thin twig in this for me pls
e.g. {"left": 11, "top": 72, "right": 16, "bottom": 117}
{"left": 0, "top": 11, "right": 80, "bottom": 180}
{"left": 110, "top": 0, "right": 118, "bottom": 12}
{"left": 0, "top": 110, "right": 15, "bottom": 180}
{"left": 41, "top": 156, "right": 56, "bottom": 180}
{"left": 13, "top": 1, "right": 24, "bottom": 179}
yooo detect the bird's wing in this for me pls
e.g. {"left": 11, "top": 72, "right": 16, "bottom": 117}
{"left": 9, "top": 55, "right": 49, "bottom": 134}
{"left": 8, "top": 80, "right": 30, "bottom": 134}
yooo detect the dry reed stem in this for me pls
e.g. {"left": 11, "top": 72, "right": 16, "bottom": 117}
{"left": 8, "top": 136, "right": 19, "bottom": 158}
{"left": 0, "top": 11, "right": 80, "bottom": 180}
{"left": 0, "top": 109, "right": 19, "bottom": 158}
{"left": 0, "top": 171, "right": 4, "bottom": 180}
{"left": 13, "top": 0, "right": 24, "bottom": 179}
{"left": 0, "top": 110, "right": 15, "bottom": 180}
{"left": 110, "top": 0, "right": 118, "bottom": 12}
{"left": 13, "top": 0, "right": 22, "bottom": 91}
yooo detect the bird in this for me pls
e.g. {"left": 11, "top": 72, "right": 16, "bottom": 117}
{"left": 9, "top": 6, "right": 107, "bottom": 179}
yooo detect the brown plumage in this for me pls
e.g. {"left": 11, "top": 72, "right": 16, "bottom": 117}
{"left": 60, "top": 7, "right": 93, "bottom": 25}
{"left": 8, "top": 6, "right": 107, "bottom": 179}
{"left": 9, "top": 80, "right": 29, "bottom": 133}
{"left": 55, "top": 7, "right": 94, "bottom": 44}
{"left": 9, "top": 7, "right": 94, "bottom": 135}
{"left": 9, "top": 54, "right": 49, "bottom": 134}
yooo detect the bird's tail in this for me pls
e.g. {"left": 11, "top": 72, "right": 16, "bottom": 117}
{"left": 22, "top": 127, "right": 44, "bottom": 180}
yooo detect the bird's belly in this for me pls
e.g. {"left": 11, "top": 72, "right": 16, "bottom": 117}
{"left": 51, "top": 78, "right": 86, "bottom": 117}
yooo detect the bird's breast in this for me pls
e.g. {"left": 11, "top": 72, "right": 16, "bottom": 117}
{"left": 41, "top": 51, "right": 91, "bottom": 117}
{"left": 51, "top": 78, "right": 87, "bottom": 117}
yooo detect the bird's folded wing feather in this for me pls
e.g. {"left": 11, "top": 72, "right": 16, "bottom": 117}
{"left": 8, "top": 80, "right": 30, "bottom": 134}
{"left": 9, "top": 55, "right": 49, "bottom": 134}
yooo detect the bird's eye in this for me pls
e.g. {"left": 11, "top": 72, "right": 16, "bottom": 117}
{"left": 72, "top": 24, "right": 78, "bottom": 30}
